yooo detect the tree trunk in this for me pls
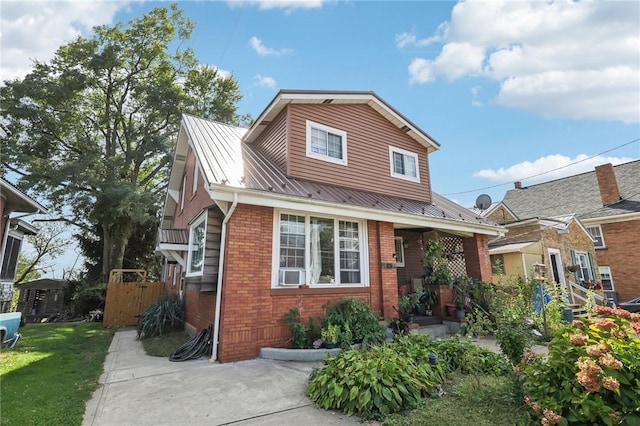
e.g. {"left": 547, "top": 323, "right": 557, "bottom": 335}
{"left": 102, "top": 219, "right": 134, "bottom": 283}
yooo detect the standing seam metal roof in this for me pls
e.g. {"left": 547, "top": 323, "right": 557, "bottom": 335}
{"left": 180, "top": 114, "right": 498, "bottom": 229}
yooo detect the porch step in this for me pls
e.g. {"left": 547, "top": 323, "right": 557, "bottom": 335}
{"left": 568, "top": 304, "right": 589, "bottom": 318}
{"left": 411, "top": 315, "right": 443, "bottom": 326}
{"left": 410, "top": 324, "right": 450, "bottom": 339}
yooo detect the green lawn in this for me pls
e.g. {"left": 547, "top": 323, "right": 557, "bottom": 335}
{"left": 140, "top": 330, "right": 191, "bottom": 357}
{"left": 0, "top": 322, "right": 114, "bottom": 426}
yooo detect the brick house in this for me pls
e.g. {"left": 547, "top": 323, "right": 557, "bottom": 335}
{"left": 157, "top": 90, "right": 505, "bottom": 363}
{"left": 0, "top": 178, "right": 48, "bottom": 312}
{"left": 484, "top": 160, "right": 639, "bottom": 304}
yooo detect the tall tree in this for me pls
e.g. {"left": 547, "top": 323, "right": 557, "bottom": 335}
{"left": 15, "top": 222, "right": 70, "bottom": 284}
{"left": 1, "top": 5, "right": 245, "bottom": 281}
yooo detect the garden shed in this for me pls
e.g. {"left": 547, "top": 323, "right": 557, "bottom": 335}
{"left": 17, "top": 278, "right": 67, "bottom": 322}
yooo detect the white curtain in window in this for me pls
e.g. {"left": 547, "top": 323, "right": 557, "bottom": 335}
{"left": 310, "top": 218, "right": 322, "bottom": 284}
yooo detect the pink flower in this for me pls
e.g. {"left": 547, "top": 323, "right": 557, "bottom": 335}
{"left": 543, "top": 408, "right": 563, "bottom": 424}
{"left": 599, "top": 354, "right": 623, "bottom": 370}
{"left": 594, "top": 318, "right": 616, "bottom": 330}
{"left": 572, "top": 319, "right": 585, "bottom": 327}
{"left": 524, "top": 395, "right": 541, "bottom": 414}
{"left": 631, "top": 322, "right": 640, "bottom": 334}
{"left": 586, "top": 345, "right": 603, "bottom": 356}
{"left": 569, "top": 334, "right": 588, "bottom": 345}
{"left": 613, "top": 308, "right": 631, "bottom": 319}
{"left": 577, "top": 371, "right": 601, "bottom": 392}
{"left": 593, "top": 305, "right": 614, "bottom": 315}
{"left": 630, "top": 313, "right": 640, "bottom": 322}
{"left": 602, "top": 376, "right": 620, "bottom": 391}
{"left": 576, "top": 357, "right": 602, "bottom": 375}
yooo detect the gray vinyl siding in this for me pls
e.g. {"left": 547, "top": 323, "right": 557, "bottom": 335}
{"left": 286, "top": 104, "right": 432, "bottom": 203}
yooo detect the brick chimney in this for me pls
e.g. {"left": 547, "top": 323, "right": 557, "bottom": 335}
{"left": 595, "top": 163, "right": 621, "bottom": 206}
{"left": 514, "top": 181, "right": 522, "bottom": 189}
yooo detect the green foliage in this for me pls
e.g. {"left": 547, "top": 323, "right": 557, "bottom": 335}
{"left": 321, "top": 323, "right": 340, "bottom": 344}
{"left": 422, "top": 239, "right": 452, "bottom": 286}
{"left": 520, "top": 306, "right": 640, "bottom": 425}
{"left": 307, "top": 335, "right": 512, "bottom": 420}
{"left": 141, "top": 330, "right": 191, "bottom": 357}
{"left": 307, "top": 343, "right": 444, "bottom": 420}
{"left": 322, "top": 297, "right": 385, "bottom": 348}
{"left": 465, "top": 308, "right": 494, "bottom": 339}
{"left": 0, "top": 323, "right": 114, "bottom": 426}
{"left": 136, "top": 294, "right": 185, "bottom": 339}
{"left": 397, "top": 293, "right": 420, "bottom": 317}
{"left": 66, "top": 280, "right": 107, "bottom": 315}
{"left": 421, "top": 285, "right": 439, "bottom": 309}
{"left": 284, "top": 308, "right": 308, "bottom": 349}
{"left": 453, "top": 275, "right": 472, "bottom": 309}
{"left": 1, "top": 4, "right": 246, "bottom": 280}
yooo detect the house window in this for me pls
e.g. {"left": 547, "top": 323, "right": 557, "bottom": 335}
{"left": 389, "top": 146, "right": 420, "bottom": 182}
{"left": 586, "top": 225, "right": 605, "bottom": 249}
{"left": 0, "top": 236, "right": 22, "bottom": 281}
{"left": 575, "top": 252, "right": 594, "bottom": 282}
{"left": 186, "top": 213, "right": 206, "bottom": 276}
{"left": 598, "top": 266, "right": 615, "bottom": 292}
{"left": 306, "top": 120, "right": 347, "bottom": 165}
{"left": 181, "top": 175, "right": 187, "bottom": 211}
{"left": 394, "top": 237, "right": 405, "bottom": 267}
{"left": 192, "top": 162, "right": 199, "bottom": 195}
{"left": 274, "top": 211, "right": 367, "bottom": 287}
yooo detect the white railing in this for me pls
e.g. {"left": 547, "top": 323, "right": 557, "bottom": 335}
{"left": 567, "top": 280, "right": 606, "bottom": 306}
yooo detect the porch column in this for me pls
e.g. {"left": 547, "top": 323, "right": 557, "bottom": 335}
{"left": 463, "top": 233, "right": 493, "bottom": 282}
{"left": 378, "top": 222, "right": 398, "bottom": 319}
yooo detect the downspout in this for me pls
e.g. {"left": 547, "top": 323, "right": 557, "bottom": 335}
{"left": 210, "top": 192, "right": 238, "bottom": 362}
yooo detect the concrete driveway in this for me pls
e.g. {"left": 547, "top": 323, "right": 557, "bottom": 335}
{"left": 83, "top": 329, "right": 368, "bottom": 426}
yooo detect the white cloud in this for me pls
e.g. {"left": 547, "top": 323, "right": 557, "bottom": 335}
{"left": 407, "top": 0, "right": 640, "bottom": 123}
{"left": 254, "top": 74, "right": 277, "bottom": 88}
{"left": 249, "top": 36, "right": 292, "bottom": 56}
{"left": 395, "top": 28, "right": 444, "bottom": 48}
{"left": 1, "top": 1, "right": 129, "bottom": 82}
{"left": 474, "top": 154, "right": 637, "bottom": 184}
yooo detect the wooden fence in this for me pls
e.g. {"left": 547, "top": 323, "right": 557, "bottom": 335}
{"left": 103, "top": 281, "right": 165, "bottom": 327}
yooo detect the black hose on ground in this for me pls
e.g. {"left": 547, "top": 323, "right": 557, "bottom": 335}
{"left": 169, "top": 324, "right": 213, "bottom": 362}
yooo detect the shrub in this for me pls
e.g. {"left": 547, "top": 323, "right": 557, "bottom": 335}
{"left": 136, "top": 294, "right": 185, "bottom": 339}
{"left": 322, "top": 297, "right": 385, "bottom": 348}
{"left": 307, "top": 342, "right": 444, "bottom": 420}
{"left": 520, "top": 306, "right": 640, "bottom": 425}
{"left": 425, "top": 335, "right": 511, "bottom": 376}
{"left": 284, "top": 308, "right": 308, "bottom": 349}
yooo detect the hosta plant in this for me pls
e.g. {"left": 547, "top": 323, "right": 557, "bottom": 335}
{"left": 519, "top": 306, "right": 640, "bottom": 425}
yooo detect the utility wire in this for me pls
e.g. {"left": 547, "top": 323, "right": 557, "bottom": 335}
{"left": 444, "top": 137, "right": 640, "bottom": 196}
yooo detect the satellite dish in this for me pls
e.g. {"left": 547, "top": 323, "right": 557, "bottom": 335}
{"left": 475, "top": 194, "right": 492, "bottom": 210}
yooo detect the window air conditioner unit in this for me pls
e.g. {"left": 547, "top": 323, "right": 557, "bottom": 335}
{"left": 279, "top": 269, "right": 305, "bottom": 286}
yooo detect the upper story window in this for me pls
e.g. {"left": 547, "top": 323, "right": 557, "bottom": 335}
{"left": 187, "top": 212, "right": 207, "bottom": 276}
{"left": 586, "top": 225, "right": 605, "bottom": 249}
{"left": 192, "top": 162, "right": 199, "bottom": 196}
{"left": 306, "top": 120, "right": 347, "bottom": 165}
{"left": 389, "top": 146, "right": 420, "bottom": 183}
{"left": 273, "top": 210, "right": 368, "bottom": 287}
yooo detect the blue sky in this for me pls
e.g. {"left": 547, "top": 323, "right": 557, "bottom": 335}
{"left": 2, "top": 0, "right": 639, "bottom": 277}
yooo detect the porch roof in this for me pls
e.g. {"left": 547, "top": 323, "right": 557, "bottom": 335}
{"left": 488, "top": 241, "right": 538, "bottom": 255}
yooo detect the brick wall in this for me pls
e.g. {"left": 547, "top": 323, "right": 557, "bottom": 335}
{"left": 596, "top": 219, "right": 640, "bottom": 302}
{"left": 463, "top": 234, "right": 493, "bottom": 282}
{"left": 213, "top": 205, "right": 397, "bottom": 363}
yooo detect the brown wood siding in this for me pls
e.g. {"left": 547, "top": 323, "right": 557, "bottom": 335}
{"left": 285, "top": 104, "right": 432, "bottom": 203}
{"left": 254, "top": 109, "right": 287, "bottom": 173}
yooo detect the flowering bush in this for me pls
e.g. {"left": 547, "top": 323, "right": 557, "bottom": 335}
{"left": 519, "top": 306, "right": 640, "bottom": 425}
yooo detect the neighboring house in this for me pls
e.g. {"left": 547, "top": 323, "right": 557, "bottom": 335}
{"left": 485, "top": 160, "right": 640, "bottom": 304}
{"left": 0, "top": 178, "right": 48, "bottom": 312}
{"left": 157, "top": 90, "right": 505, "bottom": 363}
{"left": 16, "top": 278, "right": 67, "bottom": 322}
{"left": 486, "top": 215, "right": 598, "bottom": 305}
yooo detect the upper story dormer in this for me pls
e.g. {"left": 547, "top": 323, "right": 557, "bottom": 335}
{"left": 242, "top": 90, "right": 440, "bottom": 203}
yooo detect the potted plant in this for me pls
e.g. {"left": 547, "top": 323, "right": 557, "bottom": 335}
{"left": 453, "top": 275, "right": 472, "bottom": 319}
{"left": 420, "top": 286, "right": 439, "bottom": 316}
{"left": 320, "top": 323, "right": 340, "bottom": 348}
{"left": 397, "top": 293, "right": 420, "bottom": 322}
{"left": 566, "top": 264, "right": 580, "bottom": 273}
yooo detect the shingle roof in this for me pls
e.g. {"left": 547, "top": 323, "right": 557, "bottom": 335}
{"left": 502, "top": 160, "right": 640, "bottom": 220}
{"left": 180, "top": 114, "right": 500, "bottom": 232}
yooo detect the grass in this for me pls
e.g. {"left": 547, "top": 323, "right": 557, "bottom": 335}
{"left": 140, "top": 330, "right": 191, "bottom": 357}
{"left": 0, "top": 322, "right": 114, "bottom": 426}
{"left": 381, "top": 373, "right": 534, "bottom": 426}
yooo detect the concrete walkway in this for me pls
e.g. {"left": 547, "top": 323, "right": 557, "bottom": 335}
{"left": 83, "top": 329, "right": 368, "bottom": 426}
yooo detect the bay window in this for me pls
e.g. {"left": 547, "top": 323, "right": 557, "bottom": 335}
{"left": 275, "top": 211, "right": 367, "bottom": 287}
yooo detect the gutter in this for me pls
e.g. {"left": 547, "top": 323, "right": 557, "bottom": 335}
{"left": 210, "top": 192, "right": 238, "bottom": 362}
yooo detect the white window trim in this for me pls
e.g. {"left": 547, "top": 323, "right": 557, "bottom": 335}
{"left": 271, "top": 209, "right": 369, "bottom": 288}
{"left": 586, "top": 225, "right": 605, "bottom": 249}
{"left": 389, "top": 146, "right": 420, "bottom": 183}
{"left": 305, "top": 120, "right": 348, "bottom": 166}
{"left": 575, "top": 251, "right": 594, "bottom": 282}
{"left": 598, "top": 266, "right": 615, "bottom": 292}
{"left": 180, "top": 175, "right": 187, "bottom": 211}
{"left": 186, "top": 212, "right": 207, "bottom": 277}
{"left": 394, "top": 237, "right": 405, "bottom": 267}
{"left": 192, "top": 162, "right": 199, "bottom": 196}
